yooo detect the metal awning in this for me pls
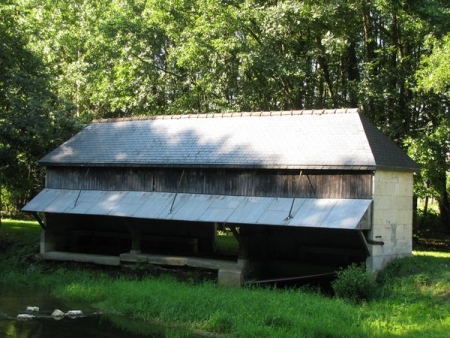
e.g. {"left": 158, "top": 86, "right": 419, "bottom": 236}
{"left": 22, "top": 189, "right": 372, "bottom": 230}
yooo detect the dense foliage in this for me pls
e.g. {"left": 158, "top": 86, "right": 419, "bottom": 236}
{"left": 1, "top": 0, "right": 449, "bottom": 227}
{"left": 0, "top": 3, "right": 77, "bottom": 216}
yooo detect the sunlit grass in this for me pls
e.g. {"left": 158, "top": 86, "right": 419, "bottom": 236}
{"left": 55, "top": 276, "right": 363, "bottom": 337}
{"left": 1, "top": 218, "right": 41, "bottom": 227}
{"left": 1, "top": 220, "right": 450, "bottom": 337}
{"left": 216, "top": 230, "right": 239, "bottom": 255}
{"left": 413, "top": 250, "right": 450, "bottom": 258}
{"left": 0, "top": 218, "right": 41, "bottom": 239}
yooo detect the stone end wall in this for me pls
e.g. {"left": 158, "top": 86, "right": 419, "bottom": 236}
{"left": 367, "top": 170, "right": 414, "bottom": 273}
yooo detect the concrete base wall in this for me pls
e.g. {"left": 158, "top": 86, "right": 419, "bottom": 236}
{"left": 40, "top": 251, "right": 244, "bottom": 286}
{"left": 367, "top": 170, "right": 414, "bottom": 273}
{"left": 121, "top": 252, "right": 245, "bottom": 286}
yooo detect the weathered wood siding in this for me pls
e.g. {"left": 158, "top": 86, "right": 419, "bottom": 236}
{"left": 46, "top": 167, "right": 373, "bottom": 199}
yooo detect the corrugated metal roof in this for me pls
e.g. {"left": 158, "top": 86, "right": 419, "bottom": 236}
{"left": 39, "top": 109, "right": 419, "bottom": 171}
{"left": 23, "top": 189, "right": 372, "bottom": 230}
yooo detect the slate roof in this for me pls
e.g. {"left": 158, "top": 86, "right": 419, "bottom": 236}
{"left": 40, "top": 108, "right": 419, "bottom": 171}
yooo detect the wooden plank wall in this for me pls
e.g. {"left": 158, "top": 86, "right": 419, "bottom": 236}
{"left": 46, "top": 167, "right": 373, "bottom": 199}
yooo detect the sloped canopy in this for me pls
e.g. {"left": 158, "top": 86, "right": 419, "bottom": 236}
{"left": 23, "top": 189, "right": 372, "bottom": 230}
{"left": 39, "top": 109, "right": 419, "bottom": 172}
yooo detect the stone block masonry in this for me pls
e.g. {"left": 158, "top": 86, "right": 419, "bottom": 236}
{"left": 367, "top": 170, "right": 414, "bottom": 273}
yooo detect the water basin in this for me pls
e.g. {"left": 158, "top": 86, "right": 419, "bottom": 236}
{"left": 0, "top": 285, "right": 194, "bottom": 337}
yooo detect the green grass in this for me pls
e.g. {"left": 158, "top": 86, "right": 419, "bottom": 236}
{"left": 1, "top": 219, "right": 450, "bottom": 337}
{"left": 53, "top": 276, "right": 362, "bottom": 337}
{"left": 362, "top": 251, "right": 450, "bottom": 337}
{"left": 0, "top": 218, "right": 41, "bottom": 241}
{"left": 216, "top": 230, "right": 239, "bottom": 255}
{"left": 0, "top": 219, "right": 41, "bottom": 272}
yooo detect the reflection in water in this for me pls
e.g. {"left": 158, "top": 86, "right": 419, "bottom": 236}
{"left": 0, "top": 285, "right": 196, "bottom": 338}
{"left": 3, "top": 315, "right": 137, "bottom": 338}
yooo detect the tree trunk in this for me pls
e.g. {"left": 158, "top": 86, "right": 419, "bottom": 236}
{"left": 315, "top": 35, "right": 336, "bottom": 107}
{"left": 346, "top": 41, "right": 360, "bottom": 107}
{"left": 0, "top": 184, "right": 2, "bottom": 228}
{"left": 420, "top": 195, "right": 429, "bottom": 229}
{"left": 439, "top": 189, "right": 450, "bottom": 232}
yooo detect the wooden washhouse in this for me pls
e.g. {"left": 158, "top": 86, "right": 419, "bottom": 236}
{"left": 23, "top": 109, "right": 419, "bottom": 286}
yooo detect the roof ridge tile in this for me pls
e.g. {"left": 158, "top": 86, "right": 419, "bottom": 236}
{"left": 93, "top": 108, "right": 360, "bottom": 123}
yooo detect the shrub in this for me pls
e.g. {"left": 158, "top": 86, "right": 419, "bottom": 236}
{"left": 331, "top": 263, "right": 377, "bottom": 303}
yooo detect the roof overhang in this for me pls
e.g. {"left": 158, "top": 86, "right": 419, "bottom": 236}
{"left": 22, "top": 189, "right": 372, "bottom": 230}
{"left": 40, "top": 162, "right": 378, "bottom": 171}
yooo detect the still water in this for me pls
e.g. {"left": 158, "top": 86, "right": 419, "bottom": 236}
{"left": 0, "top": 285, "right": 194, "bottom": 338}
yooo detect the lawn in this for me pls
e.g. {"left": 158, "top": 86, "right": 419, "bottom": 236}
{"left": 1, "top": 219, "right": 449, "bottom": 337}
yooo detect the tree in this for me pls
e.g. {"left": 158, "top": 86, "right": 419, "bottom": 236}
{"left": 18, "top": 0, "right": 446, "bottom": 120}
{"left": 0, "top": 3, "right": 77, "bottom": 216}
{"left": 409, "top": 33, "right": 450, "bottom": 229}
{"left": 416, "top": 34, "right": 450, "bottom": 96}
{"left": 9, "top": 0, "right": 450, "bottom": 230}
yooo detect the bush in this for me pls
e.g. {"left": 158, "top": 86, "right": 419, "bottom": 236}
{"left": 331, "top": 263, "right": 377, "bottom": 303}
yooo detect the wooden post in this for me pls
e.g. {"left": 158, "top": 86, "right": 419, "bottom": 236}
{"left": 228, "top": 225, "right": 246, "bottom": 258}
{"left": 0, "top": 182, "right": 3, "bottom": 228}
{"left": 125, "top": 220, "right": 141, "bottom": 254}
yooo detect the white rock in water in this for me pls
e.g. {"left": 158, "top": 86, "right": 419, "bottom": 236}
{"left": 17, "top": 314, "right": 35, "bottom": 321}
{"left": 66, "top": 310, "right": 83, "bottom": 318}
{"left": 51, "top": 309, "right": 65, "bottom": 318}
{"left": 26, "top": 306, "right": 39, "bottom": 312}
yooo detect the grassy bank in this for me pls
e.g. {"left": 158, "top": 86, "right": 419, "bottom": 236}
{"left": 1, "top": 219, "right": 450, "bottom": 337}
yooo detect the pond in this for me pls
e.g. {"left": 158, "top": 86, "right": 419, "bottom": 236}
{"left": 0, "top": 285, "right": 197, "bottom": 338}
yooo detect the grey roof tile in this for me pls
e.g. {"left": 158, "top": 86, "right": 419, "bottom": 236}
{"left": 40, "top": 109, "right": 419, "bottom": 171}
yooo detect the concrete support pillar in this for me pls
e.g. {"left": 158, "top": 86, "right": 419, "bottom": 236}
{"left": 40, "top": 231, "right": 56, "bottom": 253}
{"left": 218, "top": 257, "right": 249, "bottom": 287}
{"left": 210, "top": 222, "right": 218, "bottom": 253}
{"left": 238, "top": 227, "right": 249, "bottom": 261}
{"left": 218, "top": 268, "right": 244, "bottom": 287}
